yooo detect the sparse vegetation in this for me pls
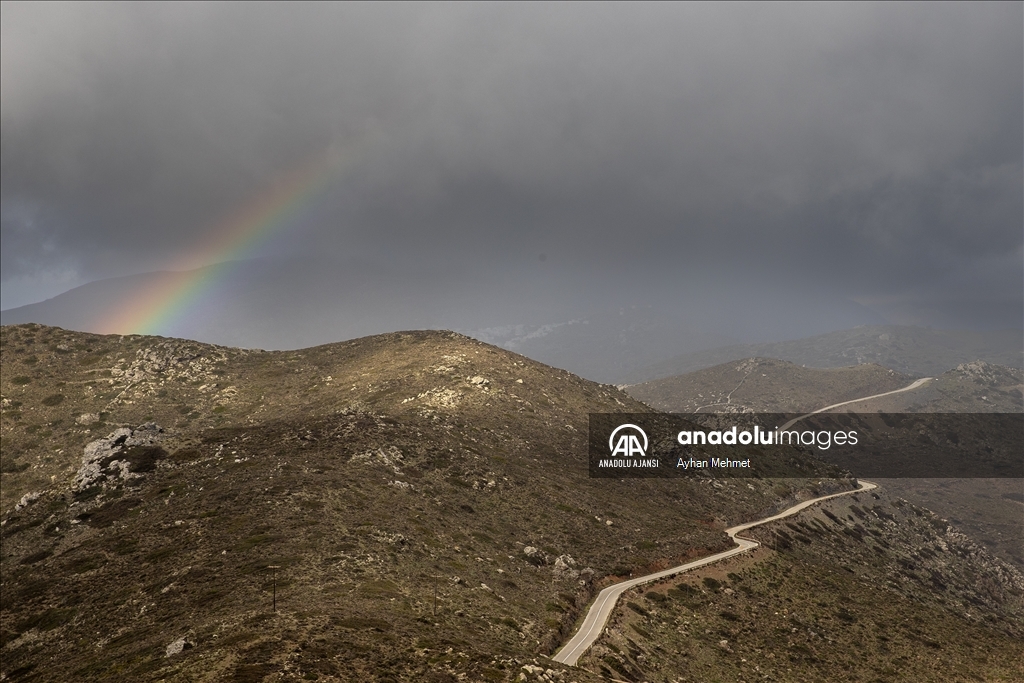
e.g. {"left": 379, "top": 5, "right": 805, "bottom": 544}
{"left": 1, "top": 324, "right": 1020, "bottom": 682}
{"left": 579, "top": 490, "right": 1024, "bottom": 682}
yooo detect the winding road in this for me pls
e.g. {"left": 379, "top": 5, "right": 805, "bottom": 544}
{"left": 552, "top": 480, "right": 877, "bottom": 666}
{"left": 777, "top": 376, "right": 933, "bottom": 431}
{"left": 553, "top": 376, "right": 931, "bottom": 667}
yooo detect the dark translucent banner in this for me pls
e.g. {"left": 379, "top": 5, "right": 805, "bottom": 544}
{"left": 589, "top": 413, "right": 1023, "bottom": 478}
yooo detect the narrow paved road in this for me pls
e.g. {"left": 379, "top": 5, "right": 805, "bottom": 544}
{"left": 552, "top": 480, "right": 878, "bottom": 666}
{"left": 553, "top": 376, "right": 933, "bottom": 666}
{"left": 778, "top": 377, "right": 933, "bottom": 431}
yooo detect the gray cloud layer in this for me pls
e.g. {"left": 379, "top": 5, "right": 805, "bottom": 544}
{"left": 2, "top": 2, "right": 1021, "bottom": 327}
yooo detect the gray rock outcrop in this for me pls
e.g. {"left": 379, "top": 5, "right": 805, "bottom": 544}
{"left": 75, "top": 423, "right": 164, "bottom": 491}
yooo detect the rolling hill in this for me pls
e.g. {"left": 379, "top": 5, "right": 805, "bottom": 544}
{"left": 625, "top": 358, "right": 913, "bottom": 414}
{"left": 627, "top": 325, "right": 1024, "bottom": 383}
{"left": 1, "top": 324, "right": 1020, "bottom": 682}
{"left": 0, "top": 256, "right": 889, "bottom": 384}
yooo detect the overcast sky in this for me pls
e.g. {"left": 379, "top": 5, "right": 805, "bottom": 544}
{"left": 2, "top": 2, "right": 1021, "bottom": 330}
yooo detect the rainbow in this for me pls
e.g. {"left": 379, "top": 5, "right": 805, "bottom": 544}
{"left": 98, "top": 148, "right": 343, "bottom": 336}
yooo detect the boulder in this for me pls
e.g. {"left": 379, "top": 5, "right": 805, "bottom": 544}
{"left": 165, "top": 635, "right": 195, "bottom": 657}
{"left": 75, "top": 423, "right": 164, "bottom": 490}
{"left": 553, "top": 554, "right": 580, "bottom": 580}
{"left": 14, "top": 491, "right": 41, "bottom": 511}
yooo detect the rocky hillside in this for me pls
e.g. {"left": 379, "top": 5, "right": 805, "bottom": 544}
{"left": 2, "top": 324, "right": 847, "bottom": 682}
{"left": 625, "top": 358, "right": 913, "bottom": 414}
{"left": 2, "top": 324, "right": 1020, "bottom": 682}
{"left": 576, "top": 487, "right": 1024, "bottom": 682}
{"left": 627, "top": 325, "right": 1024, "bottom": 382}
{"left": 624, "top": 355, "right": 1024, "bottom": 572}
{"left": 851, "top": 360, "right": 1023, "bottom": 413}
{"left": 859, "top": 358, "right": 1023, "bottom": 569}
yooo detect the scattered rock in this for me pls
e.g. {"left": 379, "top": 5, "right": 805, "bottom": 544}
{"left": 165, "top": 635, "right": 195, "bottom": 657}
{"left": 14, "top": 491, "right": 41, "bottom": 511}
{"left": 948, "top": 360, "right": 1023, "bottom": 393}
{"left": 406, "top": 387, "right": 463, "bottom": 409}
{"left": 117, "top": 343, "right": 214, "bottom": 383}
{"left": 371, "top": 529, "right": 407, "bottom": 546}
{"left": 76, "top": 413, "right": 101, "bottom": 426}
{"left": 523, "top": 545, "right": 551, "bottom": 567}
{"left": 553, "top": 554, "right": 580, "bottom": 580}
{"left": 351, "top": 445, "right": 404, "bottom": 474}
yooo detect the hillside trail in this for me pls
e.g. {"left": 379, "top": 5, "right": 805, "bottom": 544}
{"left": 553, "top": 376, "right": 931, "bottom": 666}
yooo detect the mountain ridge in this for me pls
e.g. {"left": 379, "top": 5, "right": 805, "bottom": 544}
{"left": 627, "top": 325, "right": 1024, "bottom": 382}
{"left": 626, "top": 358, "right": 915, "bottom": 414}
{"left": 1, "top": 256, "right": 890, "bottom": 383}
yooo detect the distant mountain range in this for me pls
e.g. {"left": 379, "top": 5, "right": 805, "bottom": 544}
{"left": 626, "top": 325, "right": 1024, "bottom": 382}
{"left": 5, "top": 258, "right": 1019, "bottom": 384}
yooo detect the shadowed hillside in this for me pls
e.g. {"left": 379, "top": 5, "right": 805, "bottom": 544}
{"left": 577, "top": 488, "right": 1024, "bottom": 682}
{"left": 2, "top": 324, "right": 1020, "bottom": 682}
{"left": 628, "top": 326, "right": 1023, "bottom": 383}
{"left": 625, "top": 358, "right": 912, "bottom": 414}
{"left": 1, "top": 324, "right": 835, "bottom": 681}
{"left": 624, "top": 354, "right": 1024, "bottom": 571}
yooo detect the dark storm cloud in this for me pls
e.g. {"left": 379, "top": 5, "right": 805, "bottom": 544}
{"left": 2, "top": 2, "right": 1021, "bottom": 325}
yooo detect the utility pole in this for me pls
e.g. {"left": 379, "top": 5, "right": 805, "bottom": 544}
{"left": 268, "top": 565, "right": 281, "bottom": 612}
